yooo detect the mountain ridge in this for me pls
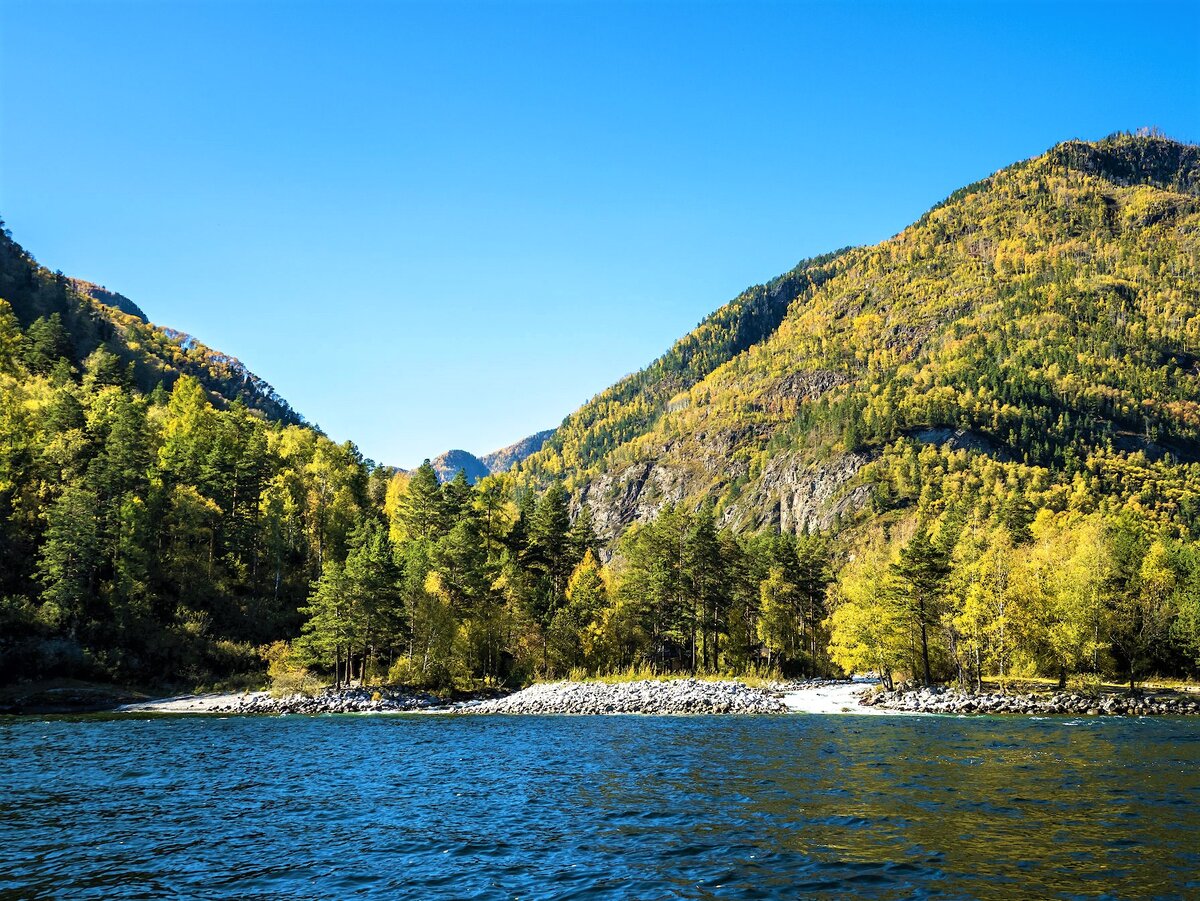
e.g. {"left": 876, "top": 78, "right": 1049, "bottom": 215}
{"left": 0, "top": 222, "right": 302, "bottom": 424}
{"left": 430, "top": 429, "right": 555, "bottom": 483}
{"left": 517, "top": 132, "right": 1200, "bottom": 541}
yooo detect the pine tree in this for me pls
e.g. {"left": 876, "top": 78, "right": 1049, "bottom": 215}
{"left": 684, "top": 506, "right": 725, "bottom": 671}
{"left": 37, "top": 485, "right": 102, "bottom": 640}
{"left": 890, "top": 525, "right": 951, "bottom": 685}
{"left": 397, "top": 461, "right": 445, "bottom": 542}
{"left": 297, "top": 560, "right": 354, "bottom": 688}
{"left": 22, "top": 313, "right": 72, "bottom": 374}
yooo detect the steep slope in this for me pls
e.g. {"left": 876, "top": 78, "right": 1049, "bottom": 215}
{"left": 520, "top": 133, "right": 1200, "bottom": 540}
{"left": 68, "top": 279, "right": 149, "bottom": 322}
{"left": 526, "top": 247, "right": 851, "bottom": 481}
{"left": 0, "top": 224, "right": 301, "bottom": 424}
{"left": 480, "top": 428, "right": 555, "bottom": 474}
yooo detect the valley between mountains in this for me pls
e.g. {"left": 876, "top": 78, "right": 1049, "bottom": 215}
{"left": 2, "top": 132, "right": 1199, "bottom": 704}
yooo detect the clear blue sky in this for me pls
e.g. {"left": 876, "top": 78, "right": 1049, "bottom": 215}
{"left": 2, "top": 1, "right": 1196, "bottom": 468}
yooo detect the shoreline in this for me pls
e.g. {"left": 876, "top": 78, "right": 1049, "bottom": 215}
{"left": 117, "top": 686, "right": 457, "bottom": 715}
{"left": 779, "top": 678, "right": 915, "bottom": 715}
{"left": 461, "top": 678, "right": 790, "bottom": 715}
{"left": 8, "top": 677, "right": 1199, "bottom": 718}
{"left": 864, "top": 686, "right": 1200, "bottom": 717}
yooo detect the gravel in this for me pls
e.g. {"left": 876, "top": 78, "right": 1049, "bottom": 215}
{"left": 460, "top": 678, "right": 789, "bottom": 715}
{"left": 861, "top": 686, "right": 1200, "bottom": 716}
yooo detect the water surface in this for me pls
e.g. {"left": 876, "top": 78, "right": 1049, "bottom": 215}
{"left": 2, "top": 713, "right": 1197, "bottom": 899}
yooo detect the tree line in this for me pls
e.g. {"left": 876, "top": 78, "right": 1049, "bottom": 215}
{"left": 4, "top": 291, "right": 1200, "bottom": 693}
{"left": 831, "top": 507, "right": 1200, "bottom": 692}
{"left": 283, "top": 472, "right": 837, "bottom": 691}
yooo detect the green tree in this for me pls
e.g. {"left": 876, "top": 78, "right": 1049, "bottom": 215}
{"left": 827, "top": 539, "right": 907, "bottom": 689}
{"left": 342, "top": 517, "right": 402, "bottom": 681}
{"left": 396, "top": 461, "right": 445, "bottom": 542}
{"left": 1112, "top": 540, "right": 1178, "bottom": 690}
{"left": 297, "top": 560, "right": 354, "bottom": 688}
{"left": 23, "top": 313, "right": 72, "bottom": 374}
{"left": 757, "top": 564, "right": 799, "bottom": 670}
{"left": 0, "top": 299, "right": 23, "bottom": 373}
{"left": 37, "top": 486, "right": 102, "bottom": 639}
{"left": 890, "top": 525, "right": 951, "bottom": 685}
{"left": 684, "top": 507, "right": 725, "bottom": 671}
{"left": 547, "top": 550, "right": 607, "bottom": 673}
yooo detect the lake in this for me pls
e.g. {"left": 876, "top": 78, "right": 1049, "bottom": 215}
{"left": 2, "top": 713, "right": 1198, "bottom": 899}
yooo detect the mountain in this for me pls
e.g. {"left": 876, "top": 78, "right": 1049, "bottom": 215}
{"left": 519, "top": 132, "right": 1200, "bottom": 541}
{"left": 5, "top": 132, "right": 1200, "bottom": 693}
{"left": 431, "top": 449, "right": 491, "bottom": 484}
{"left": 480, "top": 429, "right": 555, "bottom": 474}
{"left": 0, "top": 223, "right": 301, "bottom": 424}
{"left": 431, "top": 429, "right": 555, "bottom": 483}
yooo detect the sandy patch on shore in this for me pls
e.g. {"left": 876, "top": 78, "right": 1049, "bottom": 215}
{"left": 781, "top": 679, "right": 913, "bottom": 715}
{"left": 118, "top": 692, "right": 269, "bottom": 713}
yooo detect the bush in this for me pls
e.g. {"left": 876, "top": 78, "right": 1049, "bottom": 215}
{"left": 258, "top": 641, "right": 321, "bottom": 697}
{"left": 386, "top": 657, "right": 455, "bottom": 692}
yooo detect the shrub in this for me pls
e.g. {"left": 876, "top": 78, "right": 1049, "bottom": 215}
{"left": 258, "top": 641, "right": 321, "bottom": 697}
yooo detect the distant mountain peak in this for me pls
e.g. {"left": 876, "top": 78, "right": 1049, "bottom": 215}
{"left": 430, "top": 449, "right": 491, "bottom": 484}
{"left": 430, "top": 429, "right": 555, "bottom": 484}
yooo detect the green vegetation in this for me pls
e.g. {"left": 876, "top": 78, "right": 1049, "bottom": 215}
{"left": 0, "top": 222, "right": 300, "bottom": 423}
{"left": 830, "top": 508, "right": 1200, "bottom": 692}
{"left": 3, "top": 132, "right": 1200, "bottom": 694}
{"left": 521, "top": 133, "right": 1200, "bottom": 529}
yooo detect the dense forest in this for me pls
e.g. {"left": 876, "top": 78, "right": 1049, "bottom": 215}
{"left": 520, "top": 133, "right": 1200, "bottom": 537}
{"left": 3, "top": 132, "right": 1200, "bottom": 693}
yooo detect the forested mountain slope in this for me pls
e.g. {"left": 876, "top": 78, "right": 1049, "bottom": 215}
{"left": 481, "top": 429, "right": 555, "bottom": 475}
{"left": 0, "top": 225, "right": 301, "bottom": 424}
{"left": 521, "top": 133, "right": 1200, "bottom": 541}
{"left": 4, "top": 133, "right": 1200, "bottom": 695}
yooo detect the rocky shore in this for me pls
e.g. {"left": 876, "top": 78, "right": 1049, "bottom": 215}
{"left": 112, "top": 679, "right": 1200, "bottom": 718}
{"left": 461, "top": 678, "right": 789, "bottom": 715}
{"left": 120, "top": 686, "right": 450, "bottom": 715}
{"left": 861, "top": 685, "right": 1200, "bottom": 716}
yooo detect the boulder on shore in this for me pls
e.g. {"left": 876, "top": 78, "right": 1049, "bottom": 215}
{"left": 860, "top": 687, "right": 1200, "bottom": 717}
{"left": 461, "top": 678, "right": 789, "bottom": 715}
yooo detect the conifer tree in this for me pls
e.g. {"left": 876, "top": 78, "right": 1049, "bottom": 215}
{"left": 890, "top": 525, "right": 951, "bottom": 685}
{"left": 398, "top": 461, "right": 445, "bottom": 543}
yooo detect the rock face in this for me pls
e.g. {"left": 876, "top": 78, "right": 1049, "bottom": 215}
{"left": 861, "top": 686, "right": 1200, "bottom": 716}
{"left": 578, "top": 461, "right": 695, "bottom": 541}
{"left": 461, "top": 679, "right": 789, "bottom": 715}
{"left": 577, "top": 449, "right": 873, "bottom": 543}
{"left": 725, "top": 451, "right": 873, "bottom": 534}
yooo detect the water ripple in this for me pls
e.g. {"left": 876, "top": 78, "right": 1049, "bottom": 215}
{"left": 1, "top": 714, "right": 1198, "bottom": 898}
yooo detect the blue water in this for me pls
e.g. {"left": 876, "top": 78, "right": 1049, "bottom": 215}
{"left": 2, "top": 713, "right": 1198, "bottom": 899}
